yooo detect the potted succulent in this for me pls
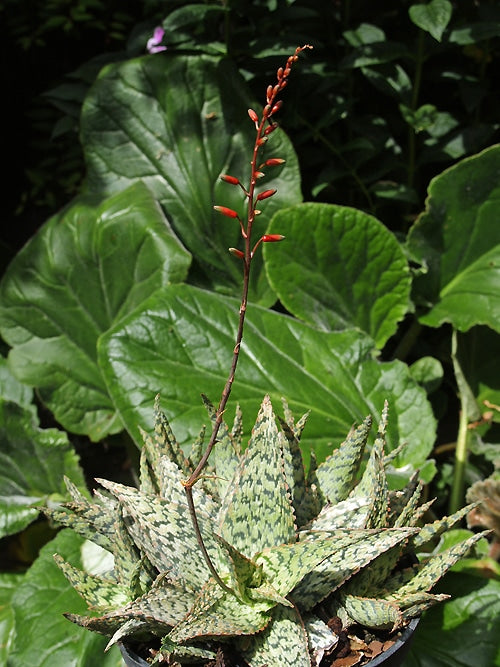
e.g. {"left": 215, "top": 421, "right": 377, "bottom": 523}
{"left": 45, "top": 46, "right": 486, "bottom": 667}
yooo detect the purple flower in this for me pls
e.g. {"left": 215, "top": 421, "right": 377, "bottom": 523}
{"left": 147, "top": 26, "right": 167, "bottom": 54}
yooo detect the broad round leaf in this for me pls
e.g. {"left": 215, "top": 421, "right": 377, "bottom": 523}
{"left": 98, "top": 284, "right": 435, "bottom": 472}
{"left": 264, "top": 203, "right": 412, "bottom": 348}
{"left": 7, "top": 530, "right": 122, "bottom": 667}
{"left": 81, "top": 53, "right": 302, "bottom": 301}
{"left": 0, "top": 399, "right": 86, "bottom": 538}
{"left": 408, "top": 144, "right": 500, "bottom": 333}
{"left": 0, "top": 182, "right": 191, "bottom": 440}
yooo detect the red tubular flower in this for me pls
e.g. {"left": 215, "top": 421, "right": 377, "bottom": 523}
{"left": 221, "top": 174, "right": 240, "bottom": 185}
{"left": 256, "top": 189, "right": 277, "bottom": 201}
{"left": 261, "top": 234, "right": 285, "bottom": 242}
{"left": 213, "top": 205, "right": 239, "bottom": 218}
{"left": 228, "top": 247, "right": 245, "bottom": 259}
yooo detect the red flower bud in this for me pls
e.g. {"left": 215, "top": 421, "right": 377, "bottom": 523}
{"left": 264, "top": 124, "right": 278, "bottom": 135}
{"left": 213, "top": 205, "right": 239, "bottom": 218}
{"left": 266, "top": 85, "right": 273, "bottom": 103}
{"left": 228, "top": 247, "right": 245, "bottom": 259}
{"left": 271, "top": 100, "right": 283, "bottom": 115}
{"left": 265, "top": 158, "right": 286, "bottom": 166}
{"left": 248, "top": 108, "right": 259, "bottom": 123}
{"left": 257, "top": 136, "right": 268, "bottom": 145}
{"left": 254, "top": 171, "right": 265, "bottom": 179}
{"left": 257, "top": 189, "right": 277, "bottom": 201}
{"left": 221, "top": 174, "right": 240, "bottom": 185}
{"left": 261, "top": 234, "right": 285, "bottom": 242}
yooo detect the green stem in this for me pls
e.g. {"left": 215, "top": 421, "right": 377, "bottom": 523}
{"left": 449, "top": 402, "right": 468, "bottom": 514}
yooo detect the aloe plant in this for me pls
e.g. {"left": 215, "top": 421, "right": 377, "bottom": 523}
{"left": 44, "top": 44, "right": 487, "bottom": 666}
{"left": 46, "top": 396, "right": 485, "bottom": 666}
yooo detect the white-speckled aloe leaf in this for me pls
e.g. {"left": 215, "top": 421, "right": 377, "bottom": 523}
{"left": 96, "top": 479, "right": 219, "bottom": 589}
{"left": 316, "top": 416, "right": 372, "bottom": 505}
{"left": 351, "top": 410, "right": 388, "bottom": 528}
{"left": 341, "top": 594, "right": 403, "bottom": 630}
{"left": 202, "top": 395, "right": 240, "bottom": 502}
{"left": 111, "top": 510, "right": 143, "bottom": 585}
{"left": 400, "top": 593, "right": 450, "bottom": 621}
{"left": 168, "top": 578, "right": 272, "bottom": 643}
{"left": 385, "top": 532, "right": 486, "bottom": 597}
{"left": 153, "top": 397, "right": 191, "bottom": 476}
{"left": 305, "top": 615, "right": 339, "bottom": 666}
{"left": 157, "top": 456, "right": 218, "bottom": 518}
{"left": 155, "top": 637, "right": 216, "bottom": 665}
{"left": 67, "top": 577, "right": 196, "bottom": 637}
{"left": 343, "top": 544, "right": 406, "bottom": 599}
{"left": 294, "top": 529, "right": 416, "bottom": 611}
{"left": 44, "top": 494, "right": 116, "bottom": 552}
{"left": 213, "top": 533, "right": 261, "bottom": 600}
{"left": 53, "top": 555, "right": 130, "bottom": 611}
{"left": 410, "top": 503, "right": 477, "bottom": 548}
{"left": 218, "top": 396, "right": 296, "bottom": 557}
{"left": 388, "top": 475, "right": 422, "bottom": 527}
{"left": 240, "top": 604, "right": 311, "bottom": 667}
{"left": 139, "top": 442, "right": 157, "bottom": 495}
{"left": 256, "top": 537, "right": 349, "bottom": 598}
{"left": 299, "top": 496, "right": 371, "bottom": 535}
{"left": 278, "top": 415, "right": 308, "bottom": 526}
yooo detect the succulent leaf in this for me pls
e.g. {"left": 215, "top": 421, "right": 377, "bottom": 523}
{"left": 294, "top": 529, "right": 416, "bottom": 610}
{"left": 168, "top": 578, "right": 272, "bottom": 643}
{"left": 256, "top": 537, "right": 355, "bottom": 599}
{"left": 202, "top": 394, "right": 240, "bottom": 501}
{"left": 351, "top": 413, "right": 388, "bottom": 528}
{"left": 304, "top": 615, "right": 339, "bottom": 666}
{"left": 385, "top": 531, "right": 487, "bottom": 596}
{"left": 153, "top": 395, "right": 191, "bottom": 476}
{"left": 54, "top": 555, "right": 130, "bottom": 610}
{"left": 96, "top": 479, "right": 219, "bottom": 589}
{"left": 411, "top": 502, "right": 478, "bottom": 548}
{"left": 315, "top": 416, "right": 372, "bottom": 504}
{"left": 340, "top": 594, "right": 403, "bottom": 630}
{"left": 278, "top": 415, "right": 308, "bottom": 526}
{"left": 299, "top": 496, "right": 371, "bottom": 534}
{"left": 218, "top": 395, "right": 296, "bottom": 556}
{"left": 239, "top": 604, "right": 312, "bottom": 667}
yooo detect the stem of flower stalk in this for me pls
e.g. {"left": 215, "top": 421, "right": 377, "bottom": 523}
{"left": 182, "top": 45, "right": 311, "bottom": 592}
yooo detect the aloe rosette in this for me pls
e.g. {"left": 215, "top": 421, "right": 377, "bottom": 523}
{"left": 46, "top": 396, "right": 485, "bottom": 666}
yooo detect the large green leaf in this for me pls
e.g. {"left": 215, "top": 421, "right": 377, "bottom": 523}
{"left": 405, "top": 573, "right": 500, "bottom": 667}
{"left": 407, "top": 145, "right": 500, "bottom": 333}
{"left": 0, "top": 182, "right": 191, "bottom": 440}
{"left": 98, "top": 283, "right": 435, "bottom": 471}
{"left": 0, "top": 573, "right": 23, "bottom": 665}
{"left": 80, "top": 53, "right": 302, "bottom": 300}
{"left": 0, "top": 399, "right": 86, "bottom": 538}
{"left": 264, "top": 203, "right": 412, "bottom": 348}
{"left": 6, "top": 530, "right": 122, "bottom": 667}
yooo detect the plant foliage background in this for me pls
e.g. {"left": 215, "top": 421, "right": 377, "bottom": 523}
{"left": 1, "top": 0, "right": 499, "bottom": 665}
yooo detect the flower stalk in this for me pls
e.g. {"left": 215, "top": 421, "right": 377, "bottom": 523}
{"left": 182, "top": 45, "right": 312, "bottom": 592}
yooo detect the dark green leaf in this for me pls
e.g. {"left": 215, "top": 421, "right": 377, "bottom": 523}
{"left": 407, "top": 145, "right": 500, "bottom": 332}
{"left": 81, "top": 53, "right": 302, "bottom": 300}
{"left": 6, "top": 530, "right": 122, "bottom": 667}
{"left": 264, "top": 203, "right": 412, "bottom": 348}
{"left": 98, "top": 284, "right": 436, "bottom": 471}
{"left": 0, "top": 400, "right": 86, "bottom": 538}
{"left": 0, "top": 182, "right": 190, "bottom": 440}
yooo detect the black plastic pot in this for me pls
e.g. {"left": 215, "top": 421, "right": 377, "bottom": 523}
{"left": 120, "top": 618, "right": 419, "bottom": 667}
{"left": 367, "top": 617, "right": 419, "bottom": 667}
